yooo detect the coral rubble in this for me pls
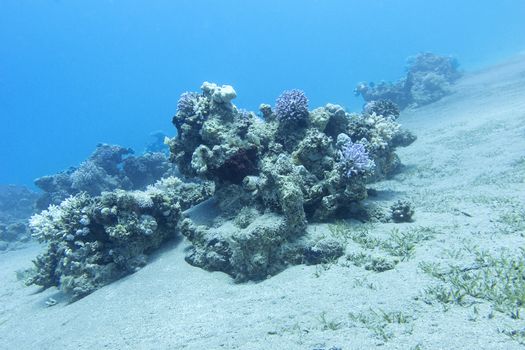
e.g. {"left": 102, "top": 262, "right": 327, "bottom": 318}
{"left": 355, "top": 52, "right": 461, "bottom": 109}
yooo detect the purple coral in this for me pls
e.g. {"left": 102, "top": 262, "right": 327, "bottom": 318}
{"left": 339, "top": 139, "right": 375, "bottom": 178}
{"left": 275, "top": 89, "right": 309, "bottom": 122}
{"left": 177, "top": 92, "right": 199, "bottom": 115}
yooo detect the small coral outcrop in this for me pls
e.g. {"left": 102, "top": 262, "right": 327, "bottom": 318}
{"left": 27, "top": 177, "right": 212, "bottom": 299}
{"left": 390, "top": 200, "right": 415, "bottom": 223}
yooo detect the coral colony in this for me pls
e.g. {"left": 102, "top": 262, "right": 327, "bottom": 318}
{"left": 275, "top": 89, "right": 310, "bottom": 123}
{"left": 28, "top": 79, "right": 417, "bottom": 299}
{"left": 338, "top": 137, "right": 375, "bottom": 178}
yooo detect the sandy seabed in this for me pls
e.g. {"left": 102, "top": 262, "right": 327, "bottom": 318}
{"left": 1, "top": 55, "right": 525, "bottom": 350}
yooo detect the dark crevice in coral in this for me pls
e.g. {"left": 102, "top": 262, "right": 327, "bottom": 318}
{"left": 213, "top": 147, "right": 259, "bottom": 184}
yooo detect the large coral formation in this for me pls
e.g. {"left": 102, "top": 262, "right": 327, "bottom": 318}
{"left": 166, "top": 82, "right": 415, "bottom": 281}
{"left": 28, "top": 81, "right": 415, "bottom": 297}
{"left": 27, "top": 177, "right": 212, "bottom": 299}
{"left": 35, "top": 144, "right": 175, "bottom": 210}
{"left": 355, "top": 52, "right": 461, "bottom": 109}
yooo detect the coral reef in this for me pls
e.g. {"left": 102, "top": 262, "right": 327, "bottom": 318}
{"left": 0, "top": 185, "right": 39, "bottom": 250}
{"left": 0, "top": 222, "right": 30, "bottom": 248}
{"left": 145, "top": 131, "right": 169, "bottom": 154}
{"left": 123, "top": 152, "right": 173, "bottom": 189}
{"left": 166, "top": 82, "right": 415, "bottom": 280}
{"left": 0, "top": 185, "right": 38, "bottom": 223}
{"left": 35, "top": 144, "right": 175, "bottom": 210}
{"left": 27, "top": 177, "right": 212, "bottom": 299}
{"left": 355, "top": 52, "right": 461, "bottom": 109}
{"left": 28, "top": 81, "right": 416, "bottom": 295}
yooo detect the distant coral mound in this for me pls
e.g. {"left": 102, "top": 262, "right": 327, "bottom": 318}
{"left": 34, "top": 144, "right": 176, "bottom": 210}
{"left": 0, "top": 185, "right": 38, "bottom": 250}
{"left": 355, "top": 52, "right": 461, "bottom": 109}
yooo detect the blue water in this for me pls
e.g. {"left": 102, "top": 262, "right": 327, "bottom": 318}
{"left": 1, "top": 0, "right": 524, "bottom": 186}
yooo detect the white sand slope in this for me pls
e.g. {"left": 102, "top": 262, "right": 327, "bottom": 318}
{"left": 1, "top": 55, "right": 525, "bottom": 350}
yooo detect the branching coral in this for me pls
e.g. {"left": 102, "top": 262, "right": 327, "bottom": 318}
{"left": 337, "top": 136, "right": 375, "bottom": 178}
{"left": 275, "top": 89, "right": 309, "bottom": 123}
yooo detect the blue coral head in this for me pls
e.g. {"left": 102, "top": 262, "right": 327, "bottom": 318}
{"left": 275, "top": 89, "right": 309, "bottom": 123}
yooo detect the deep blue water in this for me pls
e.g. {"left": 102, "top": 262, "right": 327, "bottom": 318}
{"left": 1, "top": 0, "right": 524, "bottom": 186}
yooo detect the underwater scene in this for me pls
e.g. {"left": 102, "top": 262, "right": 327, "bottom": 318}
{"left": 1, "top": 1, "right": 525, "bottom": 349}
